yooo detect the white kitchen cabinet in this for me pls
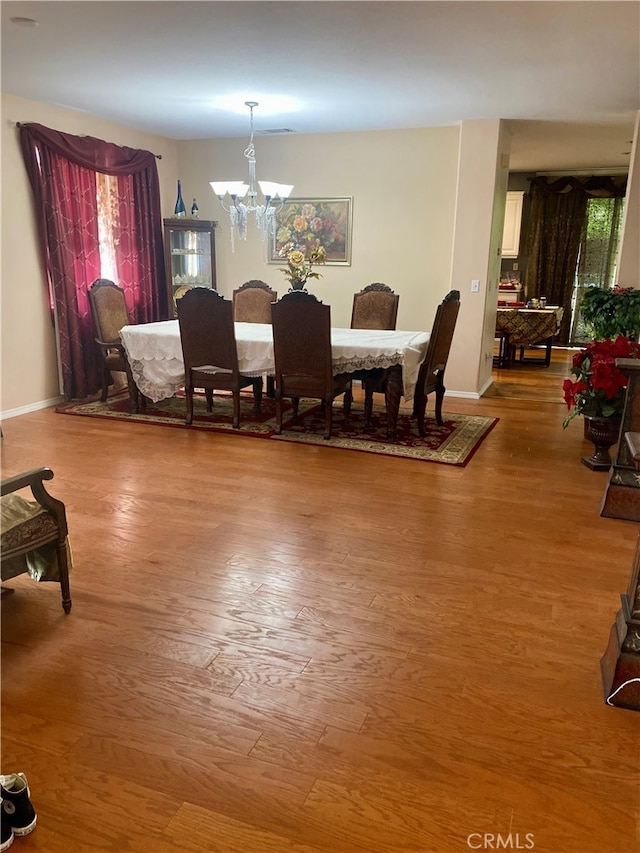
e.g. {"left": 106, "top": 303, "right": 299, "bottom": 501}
{"left": 502, "top": 191, "right": 524, "bottom": 258}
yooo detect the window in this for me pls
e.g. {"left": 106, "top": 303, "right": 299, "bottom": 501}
{"left": 570, "top": 196, "right": 625, "bottom": 343}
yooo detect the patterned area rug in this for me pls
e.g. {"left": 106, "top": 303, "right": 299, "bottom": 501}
{"left": 56, "top": 393, "right": 497, "bottom": 466}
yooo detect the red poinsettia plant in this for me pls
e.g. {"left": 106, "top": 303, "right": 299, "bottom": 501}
{"left": 562, "top": 335, "right": 640, "bottom": 427}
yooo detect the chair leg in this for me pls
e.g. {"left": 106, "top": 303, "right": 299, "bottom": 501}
{"left": 275, "top": 391, "right": 283, "bottom": 435}
{"left": 324, "top": 397, "right": 333, "bottom": 440}
{"left": 122, "top": 360, "right": 140, "bottom": 413}
{"left": 205, "top": 389, "right": 214, "bottom": 412}
{"left": 343, "top": 387, "right": 352, "bottom": 427}
{"left": 266, "top": 376, "right": 275, "bottom": 398}
{"left": 415, "top": 389, "right": 428, "bottom": 437}
{"left": 232, "top": 392, "right": 241, "bottom": 429}
{"left": 185, "top": 386, "right": 194, "bottom": 425}
{"left": 101, "top": 365, "right": 110, "bottom": 402}
{"left": 434, "top": 380, "right": 446, "bottom": 426}
{"left": 57, "top": 538, "right": 72, "bottom": 614}
{"left": 252, "top": 378, "right": 263, "bottom": 415}
{"left": 364, "top": 385, "right": 374, "bottom": 428}
{"left": 293, "top": 398, "right": 300, "bottom": 418}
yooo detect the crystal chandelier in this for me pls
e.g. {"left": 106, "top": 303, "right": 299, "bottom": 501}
{"left": 210, "top": 101, "right": 294, "bottom": 252}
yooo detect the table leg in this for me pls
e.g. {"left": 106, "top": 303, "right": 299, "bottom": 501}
{"left": 384, "top": 365, "right": 403, "bottom": 440}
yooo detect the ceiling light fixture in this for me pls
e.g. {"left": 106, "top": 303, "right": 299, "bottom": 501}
{"left": 210, "top": 101, "right": 294, "bottom": 252}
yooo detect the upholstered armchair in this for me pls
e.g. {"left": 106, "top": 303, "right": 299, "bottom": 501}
{"left": 1, "top": 467, "right": 72, "bottom": 613}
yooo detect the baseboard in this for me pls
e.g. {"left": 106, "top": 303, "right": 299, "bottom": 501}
{"left": 445, "top": 386, "right": 488, "bottom": 401}
{"left": 1, "top": 396, "right": 64, "bottom": 420}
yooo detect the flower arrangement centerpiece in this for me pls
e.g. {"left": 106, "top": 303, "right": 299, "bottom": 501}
{"left": 562, "top": 335, "right": 640, "bottom": 428}
{"left": 278, "top": 243, "right": 326, "bottom": 290}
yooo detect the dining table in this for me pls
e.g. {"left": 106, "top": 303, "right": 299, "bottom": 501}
{"left": 119, "top": 320, "right": 431, "bottom": 438}
{"left": 495, "top": 305, "right": 564, "bottom": 367}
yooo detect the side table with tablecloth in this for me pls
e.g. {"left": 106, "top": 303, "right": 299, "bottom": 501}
{"left": 495, "top": 307, "right": 564, "bottom": 367}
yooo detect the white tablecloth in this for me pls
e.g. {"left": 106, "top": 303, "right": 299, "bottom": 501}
{"left": 120, "top": 321, "right": 430, "bottom": 403}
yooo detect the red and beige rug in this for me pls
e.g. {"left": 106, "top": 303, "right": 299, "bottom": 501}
{"left": 56, "top": 392, "right": 497, "bottom": 466}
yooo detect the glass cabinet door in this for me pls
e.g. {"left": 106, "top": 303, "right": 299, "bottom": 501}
{"left": 163, "top": 219, "right": 217, "bottom": 318}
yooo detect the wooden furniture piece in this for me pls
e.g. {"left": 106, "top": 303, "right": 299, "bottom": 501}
{"left": 176, "top": 288, "right": 262, "bottom": 429}
{"left": 601, "top": 359, "right": 640, "bottom": 521}
{"left": 351, "top": 283, "right": 399, "bottom": 331}
{"left": 233, "top": 280, "right": 277, "bottom": 324}
{"left": 362, "top": 290, "right": 460, "bottom": 439}
{"left": 600, "top": 437, "right": 640, "bottom": 712}
{"left": 494, "top": 306, "right": 563, "bottom": 368}
{"left": 412, "top": 289, "right": 460, "bottom": 434}
{"left": 88, "top": 278, "right": 141, "bottom": 413}
{"left": 271, "top": 291, "right": 353, "bottom": 440}
{"left": 163, "top": 218, "right": 217, "bottom": 319}
{"left": 1, "top": 467, "right": 72, "bottom": 613}
{"left": 233, "top": 280, "right": 278, "bottom": 398}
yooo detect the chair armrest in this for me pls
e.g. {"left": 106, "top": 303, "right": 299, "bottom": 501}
{"left": 1, "top": 467, "right": 68, "bottom": 537}
{"left": 95, "top": 337, "right": 126, "bottom": 351}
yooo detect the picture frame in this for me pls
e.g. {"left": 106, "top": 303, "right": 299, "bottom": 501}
{"left": 268, "top": 197, "right": 352, "bottom": 265}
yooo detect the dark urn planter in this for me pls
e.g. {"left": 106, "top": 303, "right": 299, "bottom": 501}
{"left": 582, "top": 415, "right": 622, "bottom": 471}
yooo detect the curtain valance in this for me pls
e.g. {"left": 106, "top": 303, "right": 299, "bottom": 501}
{"left": 529, "top": 175, "right": 627, "bottom": 199}
{"left": 19, "top": 122, "right": 158, "bottom": 175}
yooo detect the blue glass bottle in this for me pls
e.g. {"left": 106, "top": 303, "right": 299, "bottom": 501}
{"left": 174, "top": 180, "right": 186, "bottom": 217}
{"left": 190, "top": 198, "right": 199, "bottom": 218}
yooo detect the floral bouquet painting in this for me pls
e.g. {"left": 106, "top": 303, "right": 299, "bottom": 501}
{"left": 270, "top": 198, "right": 351, "bottom": 264}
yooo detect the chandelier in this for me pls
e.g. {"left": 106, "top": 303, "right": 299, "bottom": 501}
{"left": 210, "top": 101, "right": 294, "bottom": 252}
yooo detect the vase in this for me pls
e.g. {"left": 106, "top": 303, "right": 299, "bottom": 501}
{"left": 288, "top": 279, "right": 307, "bottom": 291}
{"left": 581, "top": 415, "right": 622, "bottom": 471}
{"left": 174, "top": 180, "right": 186, "bottom": 218}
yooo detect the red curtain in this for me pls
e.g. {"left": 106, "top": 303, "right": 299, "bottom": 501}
{"left": 19, "top": 123, "right": 166, "bottom": 400}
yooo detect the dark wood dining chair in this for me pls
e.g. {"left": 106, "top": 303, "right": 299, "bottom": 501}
{"left": 351, "top": 282, "right": 399, "bottom": 330}
{"left": 271, "top": 291, "right": 352, "bottom": 440}
{"left": 411, "top": 289, "right": 460, "bottom": 434}
{"left": 88, "top": 278, "right": 142, "bottom": 413}
{"left": 362, "top": 290, "right": 460, "bottom": 437}
{"left": 177, "top": 287, "right": 262, "bottom": 429}
{"left": 232, "top": 280, "right": 277, "bottom": 324}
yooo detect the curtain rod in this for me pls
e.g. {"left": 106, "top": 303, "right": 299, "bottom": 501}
{"left": 14, "top": 122, "right": 162, "bottom": 158}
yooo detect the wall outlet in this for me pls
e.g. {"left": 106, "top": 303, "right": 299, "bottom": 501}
{"left": 512, "top": 262, "right": 519, "bottom": 270}
{"left": 471, "top": 279, "right": 480, "bottom": 292}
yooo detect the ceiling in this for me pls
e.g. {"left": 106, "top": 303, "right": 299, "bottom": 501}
{"left": 2, "top": 1, "right": 638, "bottom": 172}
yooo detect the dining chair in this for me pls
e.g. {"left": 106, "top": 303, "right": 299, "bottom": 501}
{"left": 88, "top": 279, "right": 143, "bottom": 413}
{"left": 362, "top": 290, "right": 460, "bottom": 436}
{"left": 271, "top": 291, "right": 352, "bottom": 440}
{"left": 177, "top": 287, "right": 262, "bottom": 428}
{"left": 232, "top": 280, "right": 277, "bottom": 324}
{"left": 351, "top": 282, "right": 399, "bottom": 330}
{"left": 412, "top": 289, "right": 461, "bottom": 434}
{"left": 233, "top": 280, "right": 278, "bottom": 397}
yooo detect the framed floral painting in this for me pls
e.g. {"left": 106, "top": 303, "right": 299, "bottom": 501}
{"left": 269, "top": 197, "right": 352, "bottom": 265}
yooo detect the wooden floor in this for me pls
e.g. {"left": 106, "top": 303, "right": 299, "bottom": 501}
{"left": 2, "top": 353, "right": 639, "bottom": 853}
